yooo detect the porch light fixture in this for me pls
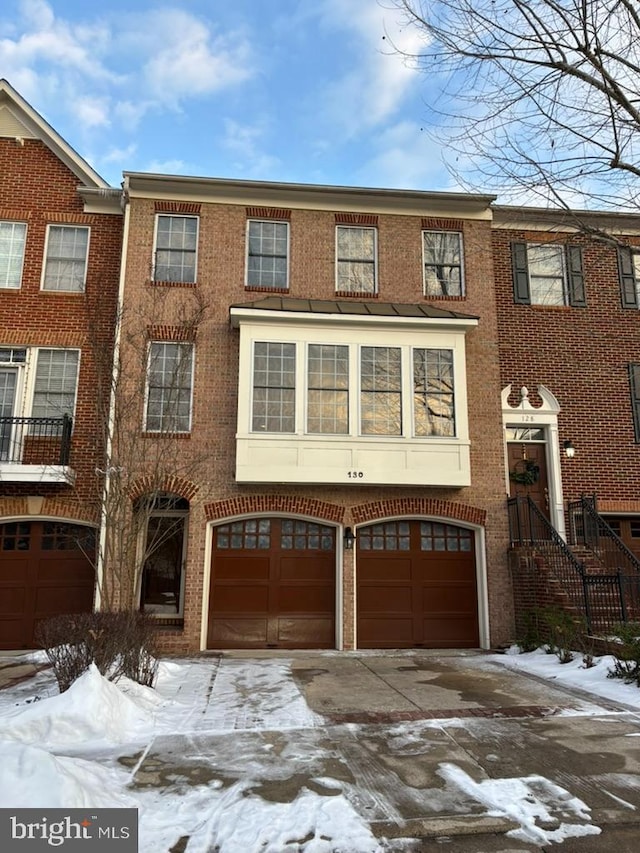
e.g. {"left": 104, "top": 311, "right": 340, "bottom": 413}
{"left": 343, "top": 526, "right": 355, "bottom": 550}
{"left": 563, "top": 440, "right": 575, "bottom": 458}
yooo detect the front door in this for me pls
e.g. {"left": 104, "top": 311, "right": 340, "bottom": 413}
{"left": 507, "top": 440, "right": 549, "bottom": 518}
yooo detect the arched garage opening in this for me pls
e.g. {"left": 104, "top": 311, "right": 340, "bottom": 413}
{"left": 207, "top": 517, "right": 337, "bottom": 649}
{"left": 356, "top": 519, "right": 479, "bottom": 649}
{"left": 0, "top": 520, "right": 96, "bottom": 649}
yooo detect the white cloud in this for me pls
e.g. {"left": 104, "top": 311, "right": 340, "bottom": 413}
{"left": 144, "top": 158, "right": 189, "bottom": 175}
{"left": 315, "top": 0, "right": 423, "bottom": 135}
{"left": 355, "top": 120, "right": 459, "bottom": 191}
{"left": 121, "top": 9, "right": 253, "bottom": 105}
{"left": 101, "top": 143, "right": 137, "bottom": 165}
{"left": 221, "top": 118, "right": 281, "bottom": 178}
{"left": 75, "top": 95, "right": 110, "bottom": 128}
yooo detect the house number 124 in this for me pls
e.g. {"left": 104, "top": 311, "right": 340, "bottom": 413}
{"left": 347, "top": 471, "right": 364, "bottom": 478}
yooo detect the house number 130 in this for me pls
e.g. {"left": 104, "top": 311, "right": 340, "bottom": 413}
{"left": 347, "top": 471, "right": 364, "bottom": 478}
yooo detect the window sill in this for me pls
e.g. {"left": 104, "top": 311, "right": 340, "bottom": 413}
{"left": 335, "top": 290, "right": 379, "bottom": 299}
{"left": 150, "top": 280, "right": 198, "bottom": 288}
{"left": 141, "top": 431, "right": 192, "bottom": 439}
{"left": 244, "top": 285, "right": 289, "bottom": 293}
{"left": 527, "top": 303, "right": 574, "bottom": 310}
{"left": 424, "top": 293, "right": 466, "bottom": 301}
{"left": 150, "top": 617, "right": 184, "bottom": 630}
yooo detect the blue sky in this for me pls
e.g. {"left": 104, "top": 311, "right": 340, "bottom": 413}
{"left": 0, "top": 0, "right": 459, "bottom": 191}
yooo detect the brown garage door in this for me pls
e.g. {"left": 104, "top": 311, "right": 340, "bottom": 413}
{"left": 0, "top": 521, "right": 96, "bottom": 650}
{"left": 208, "top": 518, "right": 336, "bottom": 649}
{"left": 357, "top": 520, "right": 479, "bottom": 649}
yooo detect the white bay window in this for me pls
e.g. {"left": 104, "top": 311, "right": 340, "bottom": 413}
{"left": 234, "top": 299, "right": 475, "bottom": 486}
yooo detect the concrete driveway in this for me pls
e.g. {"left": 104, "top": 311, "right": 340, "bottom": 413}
{"left": 125, "top": 649, "right": 640, "bottom": 851}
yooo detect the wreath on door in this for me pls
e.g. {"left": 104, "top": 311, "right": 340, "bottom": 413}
{"left": 509, "top": 458, "right": 540, "bottom": 486}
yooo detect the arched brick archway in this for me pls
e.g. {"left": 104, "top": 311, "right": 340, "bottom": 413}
{"left": 205, "top": 495, "right": 344, "bottom": 524}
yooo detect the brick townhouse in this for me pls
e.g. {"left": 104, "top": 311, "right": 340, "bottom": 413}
{"left": 5, "top": 80, "right": 639, "bottom": 653}
{"left": 0, "top": 80, "right": 122, "bottom": 648}
{"left": 115, "top": 172, "right": 513, "bottom": 653}
{"left": 493, "top": 205, "right": 640, "bottom": 631}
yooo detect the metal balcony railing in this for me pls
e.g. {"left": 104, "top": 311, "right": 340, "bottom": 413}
{"left": 0, "top": 414, "right": 72, "bottom": 466}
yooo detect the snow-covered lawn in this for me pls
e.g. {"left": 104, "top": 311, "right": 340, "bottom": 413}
{"left": 0, "top": 647, "right": 638, "bottom": 852}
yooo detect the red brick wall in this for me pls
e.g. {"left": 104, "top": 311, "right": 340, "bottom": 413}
{"left": 0, "top": 138, "right": 122, "bottom": 523}
{"left": 122, "top": 199, "right": 514, "bottom": 652}
{"left": 493, "top": 226, "right": 640, "bottom": 505}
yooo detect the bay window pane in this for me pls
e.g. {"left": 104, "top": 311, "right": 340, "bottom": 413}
{"left": 413, "top": 348, "right": 455, "bottom": 436}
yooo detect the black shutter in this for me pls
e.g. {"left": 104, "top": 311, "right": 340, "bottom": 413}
{"left": 566, "top": 245, "right": 586, "bottom": 307}
{"left": 511, "top": 242, "right": 530, "bottom": 304}
{"left": 618, "top": 247, "right": 639, "bottom": 309}
{"left": 629, "top": 364, "right": 640, "bottom": 442}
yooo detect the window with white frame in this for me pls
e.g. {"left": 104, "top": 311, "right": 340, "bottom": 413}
{"left": 246, "top": 220, "right": 289, "bottom": 289}
{"left": 307, "top": 344, "right": 349, "bottom": 434}
{"left": 0, "top": 347, "right": 79, "bottom": 456}
{"left": 413, "top": 348, "right": 455, "bottom": 436}
{"left": 511, "top": 242, "right": 586, "bottom": 307}
{"left": 250, "top": 340, "right": 456, "bottom": 438}
{"left": 251, "top": 342, "right": 296, "bottom": 432}
{"left": 42, "top": 225, "right": 89, "bottom": 292}
{"left": 336, "top": 226, "right": 377, "bottom": 293}
{"left": 423, "top": 231, "right": 464, "bottom": 297}
{"left": 0, "top": 222, "right": 27, "bottom": 289}
{"left": 31, "top": 349, "right": 80, "bottom": 421}
{"left": 145, "top": 342, "right": 194, "bottom": 433}
{"left": 154, "top": 215, "right": 198, "bottom": 283}
{"left": 361, "top": 346, "right": 402, "bottom": 435}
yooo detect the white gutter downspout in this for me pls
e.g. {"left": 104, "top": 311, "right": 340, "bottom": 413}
{"left": 95, "top": 181, "right": 131, "bottom": 609}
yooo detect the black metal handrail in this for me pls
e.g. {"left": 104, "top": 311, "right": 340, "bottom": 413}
{"left": 567, "top": 494, "right": 640, "bottom": 576}
{"left": 508, "top": 495, "right": 593, "bottom": 624}
{"left": 0, "top": 414, "right": 72, "bottom": 465}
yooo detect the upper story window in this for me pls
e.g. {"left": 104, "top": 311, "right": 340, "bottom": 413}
{"left": 0, "top": 346, "right": 79, "bottom": 451}
{"left": 618, "top": 246, "right": 640, "bottom": 308}
{"left": 423, "top": 231, "right": 464, "bottom": 297}
{"left": 0, "top": 222, "right": 27, "bottom": 289}
{"left": 511, "top": 242, "right": 586, "bottom": 307}
{"left": 31, "top": 349, "right": 80, "bottom": 422}
{"left": 250, "top": 339, "right": 456, "bottom": 438}
{"left": 145, "top": 342, "right": 194, "bottom": 433}
{"left": 154, "top": 215, "right": 198, "bottom": 283}
{"left": 246, "top": 220, "right": 289, "bottom": 289}
{"left": 42, "top": 225, "right": 89, "bottom": 292}
{"left": 336, "top": 226, "right": 377, "bottom": 294}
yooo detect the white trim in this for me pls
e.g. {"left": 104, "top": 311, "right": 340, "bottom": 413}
{"left": 0, "top": 220, "right": 27, "bottom": 289}
{"left": 152, "top": 213, "right": 199, "bottom": 284}
{"left": 245, "top": 218, "right": 290, "bottom": 290}
{"left": 421, "top": 228, "right": 465, "bottom": 297}
{"left": 96, "top": 198, "right": 131, "bottom": 610}
{"left": 335, "top": 224, "right": 378, "bottom": 295}
{"left": 40, "top": 224, "right": 90, "bottom": 293}
{"left": 143, "top": 341, "right": 195, "bottom": 434}
{"left": 502, "top": 383, "right": 566, "bottom": 538}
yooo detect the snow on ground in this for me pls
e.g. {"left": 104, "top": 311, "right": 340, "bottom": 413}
{"left": 491, "top": 645, "right": 640, "bottom": 711}
{"left": 0, "top": 648, "right": 638, "bottom": 851}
